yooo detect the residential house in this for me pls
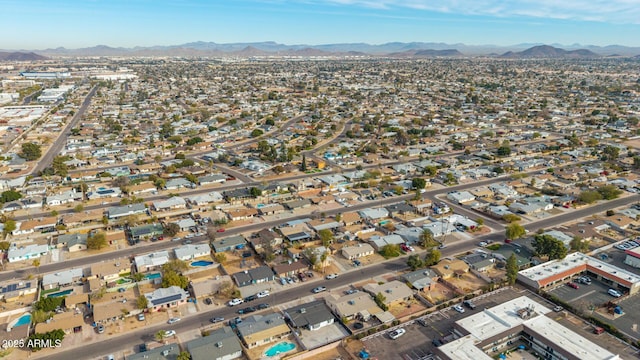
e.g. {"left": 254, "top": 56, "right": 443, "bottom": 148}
{"left": 279, "top": 223, "right": 313, "bottom": 242}
{"left": 272, "top": 260, "right": 310, "bottom": 278}
{"left": 186, "top": 327, "right": 243, "bottom": 360}
{"left": 165, "top": 178, "right": 193, "bottom": 190}
{"left": 42, "top": 268, "right": 83, "bottom": 290}
{"left": 198, "top": 174, "right": 227, "bottom": 186}
{"left": 12, "top": 217, "right": 57, "bottom": 236}
{"left": 248, "top": 228, "right": 283, "bottom": 252}
{"left": 232, "top": 266, "right": 275, "bottom": 287}
{"left": 402, "top": 269, "right": 438, "bottom": 291}
{"left": 107, "top": 203, "right": 148, "bottom": 219}
{"left": 46, "top": 188, "right": 82, "bottom": 206}
{"left": 127, "top": 344, "right": 181, "bottom": 360}
{"left": 283, "top": 199, "right": 312, "bottom": 210}
{"left": 362, "top": 280, "right": 414, "bottom": 307}
{"left": 447, "top": 191, "right": 476, "bottom": 204}
{"left": 358, "top": 208, "right": 389, "bottom": 221}
{"left": 257, "top": 203, "right": 285, "bottom": 216}
{"left": 173, "top": 218, "right": 197, "bottom": 232}
{"left": 7, "top": 243, "right": 49, "bottom": 263}
{"left": 174, "top": 244, "right": 210, "bottom": 261}
{"left": 87, "top": 187, "right": 122, "bottom": 200}
{"left": 606, "top": 215, "right": 635, "bottom": 231}
{"left": 0, "top": 280, "right": 36, "bottom": 302}
{"left": 34, "top": 311, "right": 85, "bottom": 334}
{"left": 89, "top": 257, "right": 131, "bottom": 282}
{"left": 326, "top": 292, "right": 383, "bottom": 321}
{"left": 432, "top": 258, "right": 470, "bottom": 279}
{"left": 134, "top": 251, "right": 170, "bottom": 273}
{"left": 56, "top": 233, "right": 88, "bottom": 252}
{"left": 144, "top": 286, "right": 189, "bottom": 312}
{"left": 211, "top": 235, "right": 246, "bottom": 253}
{"left": 128, "top": 223, "right": 164, "bottom": 243}
{"left": 236, "top": 313, "right": 291, "bottom": 349}
{"left": 126, "top": 182, "right": 157, "bottom": 195}
{"left": 369, "top": 234, "right": 405, "bottom": 251}
{"left": 152, "top": 196, "right": 186, "bottom": 212}
{"left": 341, "top": 243, "right": 375, "bottom": 260}
{"left": 285, "top": 300, "right": 335, "bottom": 331}
{"left": 186, "top": 192, "right": 224, "bottom": 207}
{"left": 341, "top": 211, "right": 362, "bottom": 226}
{"left": 225, "top": 207, "right": 259, "bottom": 221}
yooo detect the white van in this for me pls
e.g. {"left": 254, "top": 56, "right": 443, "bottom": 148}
{"left": 608, "top": 289, "right": 622, "bottom": 298}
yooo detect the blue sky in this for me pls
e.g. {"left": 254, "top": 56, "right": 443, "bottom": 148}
{"left": 3, "top": 0, "right": 640, "bottom": 49}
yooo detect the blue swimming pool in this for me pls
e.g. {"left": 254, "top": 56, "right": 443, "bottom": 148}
{"left": 191, "top": 261, "right": 213, "bottom": 267}
{"left": 48, "top": 289, "right": 73, "bottom": 298}
{"left": 13, "top": 314, "right": 31, "bottom": 327}
{"left": 265, "top": 342, "right": 295, "bottom": 357}
{"left": 145, "top": 272, "right": 161, "bottom": 280}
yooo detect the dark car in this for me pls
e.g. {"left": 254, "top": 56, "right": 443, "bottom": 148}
{"left": 237, "top": 306, "right": 257, "bottom": 314}
{"left": 432, "top": 339, "right": 443, "bottom": 347}
{"left": 353, "top": 322, "right": 364, "bottom": 329}
{"left": 244, "top": 295, "right": 257, "bottom": 302}
{"left": 97, "top": 324, "right": 105, "bottom": 334}
{"left": 139, "top": 344, "right": 147, "bottom": 352}
{"left": 210, "top": 317, "right": 225, "bottom": 323}
{"left": 204, "top": 298, "right": 213, "bottom": 305}
{"left": 463, "top": 300, "right": 476, "bottom": 309}
{"left": 257, "top": 303, "right": 270, "bottom": 310}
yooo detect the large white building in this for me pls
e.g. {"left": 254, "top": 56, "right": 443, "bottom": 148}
{"left": 435, "top": 296, "right": 620, "bottom": 360}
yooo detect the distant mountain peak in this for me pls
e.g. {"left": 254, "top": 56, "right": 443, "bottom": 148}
{"left": 500, "top": 45, "right": 600, "bottom": 59}
{"left": 0, "top": 51, "right": 48, "bottom": 61}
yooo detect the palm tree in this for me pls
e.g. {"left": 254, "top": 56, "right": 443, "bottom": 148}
{"left": 155, "top": 330, "right": 167, "bottom": 341}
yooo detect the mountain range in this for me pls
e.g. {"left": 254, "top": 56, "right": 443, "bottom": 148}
{"left": 2, "top": 42, "right": 640, "bottom": 59}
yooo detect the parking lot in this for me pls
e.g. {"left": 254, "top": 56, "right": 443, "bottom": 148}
{"left": 361, "top": 287, "right": 521, "bottom": 360}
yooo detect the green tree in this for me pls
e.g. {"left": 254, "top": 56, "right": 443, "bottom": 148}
{"left": 569, "top": 236, "right": 590, "bottom": 252}
{"left": 506, "top": 254, "right": 519, "bottom": 285}
{"left": 602, "top": 145, "right": 620, "bottom": 162}
{"left": 19, "top": 142, "right": 42, "bottom": 161}
{"left": 137, "top": 295, "right": 148, "bottom": 310}
{"left": 32, "top": 258, "right": 40, "bottom": 273}
{"left": 249, "top": 187, "right": 262, "bottom": 198}
{"left": 155, "top": 330, "right": 167, "bottom": 341}
{"left": 532, "top": 234, "right": 567, "bottom": 260}
{"left": 73, "top": 204, "right": 84, "bottom": 213}
{"left": 578, "top": 190, "right": 602, "bottom": 204}
{"left": 502, "top": 214, "right": 521, "bottom": 223}
{"left": 300, "top": 155, "right": 307, "bottom": 171}
{"left": 412, "top": 177, "right": 427, "bottom": 190}
{"left": 318, "top": 229, "right": 334, "bottom": 247}
{"left": 2, "top": 219, "right": 16, "bottom": 238}
{"left": 33, "top": 297, "right": 64, "bottom": 312}
{"left": 164, "top": 223, "right": 180, "bottom": 237}
{"left": 184, "top": 173, "right": 199, "bottom": 184}
{"left": 407, "top": 254, "right": 424, "bottom": 270}
{"left": 27, "top": 329, "right": 65, "bottom": 351}
{"left": 177, "top": 352, "right": 191, "bottom": 360}
{"left": 423, "top": 166, "right": 437, "bottom": 177}
{"left": 0, "top": 241, "right": 9, "bottom": 251}
{"left": 214, "top": 253, "right": 226, "bottom": 264}
{"left": 373, "top": 292, "right": 389, "bottom": 311}
{"left": 505, "top": 223, "right": 526, "bottom": 240}
{"left": 597, "top": 185, "right": 622, "bottom": 200}
{"left": 250, "top": 129, "right": 264, "bottom": 137}
{"left": 162, "top": 259, "right": 188, "bottom": 273}
{"left": 424, "top": 248, "right": 441, "bottom": 266}
{"left": 52, "top": 155, "right": 69, "bottom": 177}
{"left": 497, "top": 146, "right": 511, "bottom": 157}
{"left": 161, "top": 270, "right": 189, "bottom": 289}
{"left": 475, "top": 218, "right": 484, "bottom": 227}
{"left": 0, "top": 190, "right": 22, "bottom": 203}
{"left": 379, "top": 244, "right": 401, "bottom": 258}
{"left": 186, "top": 137, "right": 203, "bottom": 146}
{"left": 87, "top": 232, "right": 107, "bottom": 250}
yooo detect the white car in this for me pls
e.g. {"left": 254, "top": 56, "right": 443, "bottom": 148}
{"left": 167, "top": 317, "right": 181, "bottom": 324}
{"left": 388, "top": 328, "right": 406, "bottom": 340}
{"left": 257, "top": 290, "right": 270, "bottom": 298}
{"left": 312, "top": 286, "right": 327, "bottom": 293}
{"left": 163, "top": 330, "right": 176, "bottom": 337}
{"left": 228, "top": 298, "right": 244, "bottom": 306}
{"left": 453, "top": 305, "right": 465, "bottom": 313}
{"left": 325, "top": 274, "right": 338, "bottom": 280}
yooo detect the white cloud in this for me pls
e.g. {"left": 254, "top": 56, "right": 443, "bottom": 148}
{"left": 302, "top": 0, "right": 640, "bottom": 24}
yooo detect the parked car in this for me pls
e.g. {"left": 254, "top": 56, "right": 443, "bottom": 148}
{"left": 463, "top": 300, "right": 476, "bottom": 309}
{"left": 162, "top": 330, "right": 176, "bottom": 338}
{"left": 578, "top": 277, "right": 591, "bottom": 285}
{"left": 416, "top": 318, "right": 428, "bottom": 327}
{"left": 312, "top": 286, "right": 327, "bottom": 293}
{"left": 97, "top": 324, "right": 105, "bottom": 334}
{"left": 325, "top": 274, "right": 338, "bottom": 280}
{"left": 608, "top": 289, "right": 622, "bottom": 297}
{"left": 204, "top": 298, "right": 213, "bottom": 305}
{"left": 137, "top": 313, "right": 145, "bottom": 321}
{"left": 244, "top": 295, "right": 257, "bottom": 302}
{"left": 257, "top": 290, "right": 270, "bottom": 298}
{"left": 553, "top": 306, "right": 564, "bottom": 312}
{"left": 237, "top": 306, "right": 256, "bottom": 314}
{"left": 388, "top": 328, "right": 406, "bottom": 340}
{"left": 257, "top": 303, "right": 270, "bottom": 310}
{"left": 453, "top": 305, "right": 465, "bottom": 313}
{"left": 210, "top": 317, "right": 225, "bottom": 323}
{"left": 217, "top": 228, "right": 225, "bottom": 232}
{"left": 567, "top": 282, "right": 579, "bottom": 289}
{"left": 167, "top": 317, "right": 181, "bottom": 324}
{"left": 228, "top": 298, "right": 244, "bottom": 306}
{"left": 432, "top": 339, "right": 443, "bottom": 347}
{"left": 139, "top": 343, "right": 147, "bottom": 352}
{"left": 345, "top": 289, "right": 359, "bottom": 295}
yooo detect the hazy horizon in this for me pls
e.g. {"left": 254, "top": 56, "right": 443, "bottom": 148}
{"left": 3, "top": 0, "right": 640, "bottom": 50}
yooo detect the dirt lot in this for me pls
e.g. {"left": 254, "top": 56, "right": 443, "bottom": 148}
{"left": 422, "top": 283, "right": 456, "bottom": 304}
{"left": 448, "top": 272, "right": 490, "bottom": 292}
{"left": 388, "top": 298, "right": 427, "bottom": 319}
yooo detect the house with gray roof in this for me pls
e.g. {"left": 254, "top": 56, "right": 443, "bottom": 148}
{"left": 402, "top": 269, "right": 438, "bottom": 291}
{"left": 128, "top": 223, "right": 164, "bottom": 243}
{"left": 107, "top": 203, "right": 147, "bottom": 219}
{"left": 369, "top": 234, "right": 404, "bottom": 251}
{"left": 56, "top": 233, "right": 88, "bottom": 252}
{"left": 358, "top": 208, "right": 389, "bottom": 221}
{"left": 174, "top": 244, "right": 210, "bottom": 261}
{"left": 236, "top": 313, "right": 291, "bottom": 349}
{"left": 173, "top": 218, "right": 196, "bottom": 232}
{"left": 211, "top": 235, "right": 246, "bottom": 253}
{"left": 42, "top": 268, "right": 83, "bottom": 290}
{"left": 7, "top": 243, "right": 49, "bottom": 263}
{"left": 232, "top": 266, "right": 275, "bottom": 287}
{"left": 144, "top": 286, "right": 189, "bottom": 312}
{"left": 165, "top": 178, "right": 193, "bottom": 190}
{"left": 127, "top": 344, "right": 180, "bottom": 360}
{"left": 186, "top": 326, "right": 242, "bottom": 360}
{"left": 284, "top": 300, "right": 335, "bottom": 331}
{"left": 152, "top": 196, "right": 186, "bottom": 211}
{"left": 134, "top": 251, "right": 170, "bottom": 272}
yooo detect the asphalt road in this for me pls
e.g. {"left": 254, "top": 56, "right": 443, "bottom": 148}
{"left": 31, "top": 85, "right": 98, "bottom": 175}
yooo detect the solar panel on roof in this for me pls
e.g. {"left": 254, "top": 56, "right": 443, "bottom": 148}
{"left": 151, "top": 293, "right": 182, "bottom": 306}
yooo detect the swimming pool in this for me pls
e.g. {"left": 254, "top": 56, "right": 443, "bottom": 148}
{"left": 13, "top": 314, "right": 31, "bottom": 328}
{"left": 191, "top": 260, "right": 213, "bottom": 267}
{"left": 145, "top": 272, "right": 161, "bottom": 280}
{"left": 48, "top": 289, "right": 73, "bottom": 298}
{"left": 265, "top": 342, "right": 295, "bottom": 357}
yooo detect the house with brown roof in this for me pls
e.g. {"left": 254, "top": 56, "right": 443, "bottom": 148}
{"left": 326, "top": 292, "right": 383, "bottom": 321}
{"left": 236, "top": 313, "right": 291, "bottom": 349}
{"left": 35, "top": 311, "right": 86, "bottom": 334}
{"left": 606, "top": 215, "right": 636, "bottom": 231}
{"left": 93, "top": 298, "right": 139, "bottom": 323}
{"left": 127, "top": 182, "right": 157, "bottom": 195}
{"left": 89, "top": 257, "right": 132, "bottom": 282}
{"left": 12, "top": 216, "right": 58, "bottom": 236}
{"left": 272, "top": 260, "right": 310, "bottom": 278}
{"left": 431, "top": 258, "right": 469, "bottom": 279}
{"left": 363, "top": 280, "right": 413, "bottom": 308}
{"left": 341, "top": 212, "right": 362, "bottom": 226}
{"left": 226, "top": 207, "right": 259, "bottom": 221}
